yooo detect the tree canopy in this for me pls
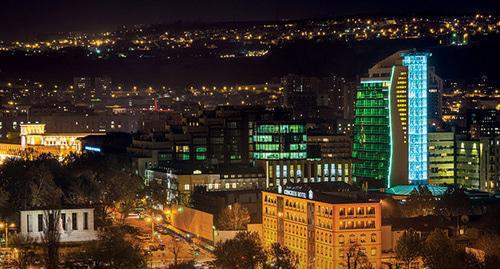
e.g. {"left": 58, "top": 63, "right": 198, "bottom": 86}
{"left": 217, "top": 203, "right": 251, "bottom": 230}
{"left": 213, "top": 232, "right": 267, "bottom": 269}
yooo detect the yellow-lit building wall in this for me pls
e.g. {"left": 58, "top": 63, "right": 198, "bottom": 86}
{"left": 262, "top": 191, "right": 382, "bottom": 269}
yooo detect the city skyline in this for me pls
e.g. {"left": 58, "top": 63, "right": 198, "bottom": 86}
{"left": 0, "top": 2, "right": 499, "bottom": 269}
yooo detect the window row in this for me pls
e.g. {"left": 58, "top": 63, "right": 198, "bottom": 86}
{"left": 339, "top": 206, "right": 376, "bottom": 217}
{"left": 338, "top": 233, "right": 377, "bottom": 245}
{"left": 339, "top": 220, "right": 376, "bottom": 230}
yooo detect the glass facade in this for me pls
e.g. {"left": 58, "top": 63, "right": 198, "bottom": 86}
{"left": 352, "top": 81, "right": 391, "bottom": 185}
{"left": 403, "top": 53, "right": 429, "bottom": 185}
{"left": 252, "top": 123, "right": 307, "bottom": 160}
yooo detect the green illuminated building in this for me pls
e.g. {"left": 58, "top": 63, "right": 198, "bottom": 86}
{"left": 252, "top": 122, "right": 307, "bottom": 160}
{"left": 352, "top": 81, "right": 392, "bottom": 185}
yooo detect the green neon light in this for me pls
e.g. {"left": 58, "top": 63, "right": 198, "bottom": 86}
{"left": 360, "top": 80, "right": 389, "bottom": 84}
{"left": 387, "top": 66, "right": 396, "bottom": 188}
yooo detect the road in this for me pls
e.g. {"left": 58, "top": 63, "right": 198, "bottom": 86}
{"left": 125, "top": 217, "right": 214, "bottom": 268}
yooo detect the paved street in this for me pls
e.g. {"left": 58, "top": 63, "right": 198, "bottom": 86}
{"left": 125, "top": 217, "right": 214, "bottom": 268}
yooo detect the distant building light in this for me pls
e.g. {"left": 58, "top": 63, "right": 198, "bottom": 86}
{"left": 84, "top": 146, "right": 101, "bottom": 152}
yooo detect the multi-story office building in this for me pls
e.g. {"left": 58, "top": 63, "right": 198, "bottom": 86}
{"left": 428, "top": 132, "right": 455, "bottom": 185}
{"left": 352, "top": 50, "right": 432, "bottom": 188}
{"left": 129, "top": 106, "right": 297, "bottom": 175}
{"left": 456, "top": 136, "right": 500, "bottom": 191}
{"left": 252, "top": 122, "right": 307, "bottom": 160}
{"left": 147, "top": 165, "right": 265, "bottom": 205}
{"left": 427, "top": 67, "right": 444, "bottom": 125}
{"left": 307, "top": 134, "right": 353, "bottom": 159}
{"left": 264, "top": 158, "right": 352, "bottom": 188}
{"left": 281, "top": 74, "right": 356, "bottom": 122}
{"left": 455, "top": 139, "right": 482, "bottom": 189}
{"left": 262, "top": 184, "right": 382, "bottom": 269}
{"left": 482, "top": 136, "right": 500, "bottom": 191}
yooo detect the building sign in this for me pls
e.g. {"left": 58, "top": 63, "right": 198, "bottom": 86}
{"left": 281, "top": 188, "right": 314, "bottom": 200}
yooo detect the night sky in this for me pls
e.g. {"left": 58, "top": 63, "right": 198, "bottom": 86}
{"left": 1, "top": 0, "right": 498, "bottom": 40}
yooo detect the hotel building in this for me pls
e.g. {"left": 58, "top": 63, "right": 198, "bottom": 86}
{"left": 262, "top": 184, "right": 382, "bottom": 269}
{"left": 352, "top": 50, "right": 432, "bottom": 188}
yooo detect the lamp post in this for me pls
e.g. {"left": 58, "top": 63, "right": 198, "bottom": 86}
{"left": 145, "top": 215, "right": 162, "bottom": 241}
{"left": 212, "top": 225, "right": 216, "bottom": 245}
{"left": 0, "top": 222, "right": 16, "bottom": 248}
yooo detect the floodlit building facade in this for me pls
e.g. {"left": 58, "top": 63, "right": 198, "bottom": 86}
{"left": 20, "top": 208, "right": 97, "bottom": 243}
{"left": 456, "top": 136, "right": 500, "bottom": 191}
{"left": 352, "top": 50, "right": 432, "bottom": 188}
{"left": 262, "top": 185, "right": 382, "bottom": 269}
{"left": 263, "top": 158, "right": 353, "bottom": 188}
{"left": 428, "top": 132, "right": 455, "bottom": 185}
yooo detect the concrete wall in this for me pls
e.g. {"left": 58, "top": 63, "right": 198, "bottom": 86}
{"left": 214, "top": 230, "right": 242, "bottom": 244}
{"left": 171, "top": 205, "right": 214, "bottom": 241}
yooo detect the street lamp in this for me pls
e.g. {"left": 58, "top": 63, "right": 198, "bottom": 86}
{"left": 164, "top": 209, "right": 172, "bottom": 223}
{"left": 145, "top": 216, "right": 162, "bottom": 241}
{"left": 0, "top": 222, "right": 16, "bottom": 248}
{"left": 212, "top": 225, "right": 217, "bottom": 245}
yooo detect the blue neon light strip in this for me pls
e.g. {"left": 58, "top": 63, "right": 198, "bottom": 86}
{"left": 84, "top": 146, "right": 102, "bottom": 152}
{"left": 403, "top": 54, "right": 429, "bottom": 185}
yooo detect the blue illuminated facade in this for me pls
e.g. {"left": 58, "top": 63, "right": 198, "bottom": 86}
{"left": 403, "top": 53, "right": 429, "bottom": 185}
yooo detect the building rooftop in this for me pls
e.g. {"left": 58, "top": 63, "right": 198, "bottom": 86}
{"left": 270, "top": 182, "right": 380, "bottom": 204}
{"left": 385, "top": 185, "right": 449, "bottom": 196}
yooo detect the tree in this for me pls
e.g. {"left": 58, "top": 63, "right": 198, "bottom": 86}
{"left": 213, "top": 232, "right": 267, "bottom": 269}
{"left": 436, "top": 187, "right": 471, "bottom": 217}
{"left": 0, "top": 158, "right": 63, "bottom": 211}
{"left": 10, "top": 233, "right": 36, "bottom": 269}
{"left": 78, "top": 226, "right": 147, "bottom": 269}
{"left": 421, "top": 229, "right": 458, "bottom": 269}
{"left": 145, "top": 178, "right": 178, "bottom": 209}
{"left": 65, "top": 154, "right": 144, "bottom": 224}
{"left": 476, "top": 233, "right": 500, "bottom": 258}
{"left": 170, "top": 236, "right": 183, "bottom": 266}
{"left": 380, "top": 197, "right": 401, "bottom": 219}
{"left": 266, "top": 243, "right": 299, "bottom": 269}
{"left": 41, "top": 209, "right": 61, "bottom": 269}
{"left": 341, "top": 243, "right": 373, "bottom": 269}
{"left": 396, "top": 229, "right": 422, "bottom": 269}
{"left": 0, "top": 186, "right": 8, "bottom": 208}
{"left": 402, "top": 186, "right": 436, "bottom": 217}
{"left": 217, "top": 203, "right": 251, "bottom": 230}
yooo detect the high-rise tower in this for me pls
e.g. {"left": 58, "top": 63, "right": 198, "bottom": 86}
{"left": 352, "top": 50, "right": 430, "bottom": 188}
